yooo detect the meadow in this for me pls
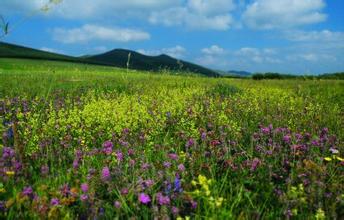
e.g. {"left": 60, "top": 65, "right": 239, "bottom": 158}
{"left": 0, "top": 58, "right": 343, "bottom": 219}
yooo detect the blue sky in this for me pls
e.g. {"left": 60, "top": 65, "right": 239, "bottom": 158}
{"left": 1, "top": 0, "right": 344, "bottom": 74}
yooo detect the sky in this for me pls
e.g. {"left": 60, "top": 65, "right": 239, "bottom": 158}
{"left": 1, "top": 0, "right": 344, "bottom": 74}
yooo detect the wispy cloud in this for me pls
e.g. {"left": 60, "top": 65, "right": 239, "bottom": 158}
{"left": 52, "top": 24, "right": 150, "bottom": 44}
{"left": 137, "top": 45, "right": 186, "bottom": 58}
{"left": 243, "top": 0, "right": 327, "bottom": 29}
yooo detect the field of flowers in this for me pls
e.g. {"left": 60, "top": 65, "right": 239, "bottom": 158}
{"left": 0, "top": 59, "right": 343, "bottom": 219}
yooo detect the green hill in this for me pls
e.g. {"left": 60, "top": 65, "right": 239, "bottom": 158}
{"left": 86, "top": 49, "right": 220, "bottom": 77}
{"left": 0, "top": 41, "right": 219, "bottom": 77}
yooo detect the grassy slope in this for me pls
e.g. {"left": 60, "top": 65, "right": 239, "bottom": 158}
{"left": 0, "top": 42, "right": 219, "bottom": 77}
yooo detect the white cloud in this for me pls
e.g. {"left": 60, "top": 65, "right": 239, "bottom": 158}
{"left": 148, "top": 0, "right": 235, "bottom": 30}
{"left": 149, "top": 7, "right": 233, "bottom": 30}
{"left": 187, "top": 0, "right": 236, "bottom": 15}
{"left": 201, "top": 45, "right": 226, "bottom": 55}
{"left": 0, "top": 0, "right": 180, "bottom": 18}
{"left": 40, "top": 47, "right": 62, "bottom": 54}
{"left": 284, "top": 30, "right": 344, "bottom": 42}
{"left": 52, "top": 24, "right": 150, "bottom": 44}
{"left": 137, "top": 45, "right": 186, "bottom": 58}
{"left": 287, "top": 53, "right": 337, "bottom": 62}
{"left": 243, "top": 0, "right": 327, "bottom": 29}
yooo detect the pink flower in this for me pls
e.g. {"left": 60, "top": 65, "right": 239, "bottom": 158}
{"left": 81, "top": 183, "right": 89, "bottom": 193}
{"left": 101, "top": 166, "right": 111, "bottom": 181}
{"left": 178, "top": 164, "right": 185, "bottom": 172}
{"left": 138, "top": 193, "right": 151, "bottom": 204}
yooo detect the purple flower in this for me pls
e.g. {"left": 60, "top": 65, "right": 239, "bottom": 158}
{"left": 283, "top": 135, "right": 291, "bottom": 144}
{"left": 103, "top": 140, "right": 113, "bottom": 155}
{"left": 114, "top": 201, "right": 121, "bottom": 209}
{"left": 186, "top": 138, "right": 195, "bottom": 147}
{"left": 41, "top": 165, "right": 49, "bottom": 175}
{"left": 101, "top": 166, "right": 111, "bottom": 181}
{"left": 2, "top": 147, "right": 15, "bottom": 160}
{"left": 138, "top": 193, "right": 151, "bottom": 204}
{"left": 178, "top": 164, "right": 185, "bottom": 172}
{"left": 141, "top": 163, "right": 150, "bottom": 170}
{"left": 156, "top": 192, "right": 170, "bottom": 205}
{"left": 73, "top": 159, "right": 79, "bottom": 169}
{"left": 81, "top": 183, "right": 89, "bottom": 193}
{"left": 142, "top": 179, "right": 154, "bottom": 189}
{"left": 191, "top": 200, "right": 197, "bottom": 209}
{"left": 121, "top": 188, "right": 129, "bottom": 195}
{"left": 251, "top": 158, "right": 261, "bottom": 171}
{"left": 171, "top": 206, "right": 179, "bottom": 216}
{"left": 168, "top": 153, "right": 178, "bottom": 160}
{"left": 22, "top": 186, "right": 33, "bottom": 196}
{"left": 201, "top": 132, "right": 207, "bottom": 140}
{"left": 163, "top": 161, "right": 171, "bottom": 168}
{"left": 50, "top": 198, "right": 59, "bottom": 206}
{"left": 80, "top": 194, "right": 88, "bottom": 202}
{"left": 116, "top": 151, "right": 123, "bottom": 161}
{"left": 174, "top": 177, "right": 182, "bottom": 193}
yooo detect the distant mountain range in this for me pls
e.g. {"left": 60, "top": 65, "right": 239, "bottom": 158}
{"left": 217, "top": 70, "right": 252, "bottom": 77}
{"left": 0, "top": 41, "right": 220, "bottom": 77}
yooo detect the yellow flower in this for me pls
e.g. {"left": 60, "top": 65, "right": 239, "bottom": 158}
{"left": 215, "top": 197, "right": 224, "bottom": 207}
{"left": 198, "top": 175, "right": 207, "bottom": 185}
{"left": 315, "top": 208, "right": 325, "bottom": 220}
{"left": 191, "top": 180, "right": 197, "bottom": 186}
{"left": 5, "top": 171, "right": 15, "bottom": 176}
{"left": 324, "top": 157, "right": 332, "bottom": 162}
{"left": 335, "top": 156, "right": 344, "bottom": 162}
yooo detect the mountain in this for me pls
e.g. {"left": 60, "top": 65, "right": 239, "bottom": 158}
{"left": 0, "top": 41, "right": 220, "bottom": 77}
{"left": 85, "top": 49, "right": 220, "bottom": 77}
{"left": 0, "top": 41, "right": 80, "bottom": 62}
{"left": 225, "top": 70, "right": 251, "bottom": 77}
{"left": 216, "top": 70, "right": 251, "bottom": 77}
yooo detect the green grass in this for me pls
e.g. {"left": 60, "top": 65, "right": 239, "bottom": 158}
{"left": 0, "top": 58, "right": 343, "bottom": 219}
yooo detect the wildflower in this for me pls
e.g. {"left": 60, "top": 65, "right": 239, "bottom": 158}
{"left": 201, "top": 132, "right": 207, "bottom": 140}
{"left": 138, "top": 193, "right": 151, "bottom": 204}
{"left": 80, "top": 194, "right": 88, "bottom": 202}
{"left": 81, "top": 183, "right": 89, "bottom": 193}
{"left": 101, "top": 167, "right": 111, "bottom": 181}
{"left": 324, "top": 157, "right": 332, "bottom": 162}
{"left": 174, "top": 177, "right": 182, "bottom": 193}
{"left": 103, "top": 140, "right": 113, "bottom": 155}
{"left": 186, "top": 138, "right": 195, "bottom": 148}
{"left": 121, "top": 188, "right": 129, "bottom": 195}
{"left": 178, "top": 164, "right": 185, "bottom": 172}
{"left": 283, "top": 135, "right": 291, "bottom": 143}
{"left": 22, "top": 186, "right": 33, "bottom": 196}
{"left": 315, "top": 208, "right": 325, "bottom": 220}
{"left": 191, "top": 200, "right": 197, "bottom": 209}
{"left": 5, "top": 171, "right": 15, "bottom": 176}
{"left": 171, "top": 206, "right": 179, "bottom": 216}
{"left": 329, "top": 148, "right": 339, "bottom": 154}
{"left": 156, "top": 192, "right": 170, "bottom": 206}
{"left": 50, "top": 198, "right": 59, "bottom": 206}
{"left": 41, "top": 165, "right": 49, "bottom": 175}
{"left": 250, "top": 158, "right": 261, "bottom": 171}
{"left": 2, "top": 147, "right": 15, "bottom": 160}
{"left": 73, "top": 159, "right": 79, "bottom": 169}
{"left": 116, "top": 151, "right": 123, "bottom": 161}
{"left": 335, "top": 156, "right": 344, "bottom": 162}
{"left": 168, "top": 153, "right": 178, "bottom": 160}
{"left": 114, "top": 201, "right": 121, "bottom": 209}
{"left": 163, "top": 161, "right": 171, "bottom": 168}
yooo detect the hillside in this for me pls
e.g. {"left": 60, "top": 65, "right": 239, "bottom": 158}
{"left": 0, "top": 41, "right": 79, "bottom": 62}
{"left": 86, "top": 49, "right": 220, "bottom": 77}
{"left": 0, "top": 42, "right": 219, "bottom": 77}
